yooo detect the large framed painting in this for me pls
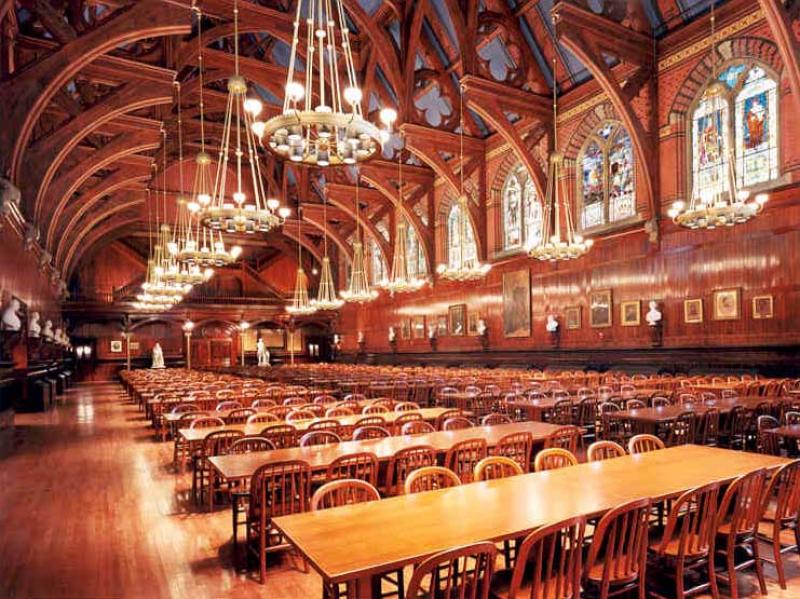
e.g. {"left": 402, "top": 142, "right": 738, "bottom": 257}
{"left": 589, "top": 289, "right": 612, "bottom": 328}
{"left": 713, "top": 288, "right": 740, "bottom": 321}
{"left": 565, "top": 306, "right": 581, "bottom": 330}
{"left": 502, "top": 269, "right": 531, "bottom": 338}
{"left": 620, "top": 300, "right": 640, "bottom": 327}
{"left": 400, "top": 319, "right": 411, "bottom": 340}
{"left": 448, "top": 305, "right": 466, "bottom": 336}
{"left": 467, "top": 313, "right": 480, "bottom": 336}
{"left": 411, "top": 316, "right": 426, "bottom": 339}
{"left": 436, "top": 315, "right": 448, "bottom": 337}
{"left": 752, "top": 295, "right": 774, "bottom": 320}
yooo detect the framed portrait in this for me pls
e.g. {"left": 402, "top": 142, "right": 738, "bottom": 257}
{"left": 684, "top": 298, "right": 704, "bottom": 324}
{"left": 620, "top": 301, "right": 640, "bottom": 326}
{"left": 467, "top": 313, "right": 480, "bottom": 336}
{"left": 565, "top": 306, "right": 581, "bottom": 330}
{"left": 110, "top": 340, "right": 123, "bottom": 353}
{"left": 411, "top": 315, "right": 426, "bottom": 339}
{"left": 436, "top": 315, "right": 448, "bottom": 337}
{"left": 752, "top": 295, "right": 774, "bottom": 320}
{"left": 502, "top": 269, "right": 531, "bottom": 337}
{"left": 589, "top": 290, "right": 612, "bottom": 328}
{"left": 400, "top": 319, "right": 411, "bottom": 340}
{"left": 713, "top": 288, "right": 740, "bottom": 321}
{"left": 449, "top": 304, "right": 466, "bottom": 336}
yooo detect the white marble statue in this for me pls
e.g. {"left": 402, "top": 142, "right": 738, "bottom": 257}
{"left": 646, "top": 300, "right": 662, "bottom": 327}
{"left": 256, "top": 338, "right": 270, "bottom": 367}
{"left": 28, "top": 311, "right": 41, "bottom": 338}
{"left": 42, "top": 319, "right": 54, "bottom": 340}
{"left": 546, "top": 314, "right": 559, "bottom": 333}
{"left": 1, "top": 298, "right": 22, "bottom": 332}
{"left": 388, "top": 326, "right": 396, "bottom": 342}
{"left": 357, "top": 331, "right": 365, "bottom": 344}
{"left": 427, "top": 324, "right": 437, "bottom": 340}
{"left": 54, "top": 327, "right": 64, "bottom": 346}
{"left": 477, "top": 318, "right": 488, "bottom": 336}
{"left": 151, "top": 342, "right": 165, "bottom": 369}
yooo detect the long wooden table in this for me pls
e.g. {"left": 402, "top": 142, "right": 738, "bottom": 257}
{"left": 506, "top": 387, "right": 664, "bottom": 421}
{"left": 273, "top": 445, "right": 790, "bottom": 597}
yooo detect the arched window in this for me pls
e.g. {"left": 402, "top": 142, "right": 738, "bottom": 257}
{"left": 691, "top": 62, "right": 779, "bottom": 199}
{"left": 578, "top": 122, "right": 636, "bottom": 230}
{"left": 404, "top": 217, "right": 428, "bottom": 278}
{"left": 501, "top": 166, "right": 542, "bottom": 251}
{"left": 368, "top": 238, "right": 386, "bottom": 285}
{"left": 447, "top": 200, "right": 477, "bottom": 269}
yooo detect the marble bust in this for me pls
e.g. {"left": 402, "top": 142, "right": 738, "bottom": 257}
{"left": 427, "top": 324, "right": 437, "bottom": 340}
{"left": 42, "top": 320, "right": 54, "bottom": 340}
{"left": 28, "top": 311, "right": 41, "bottom": 338}
{"left": 646, "top": 300, "right": 662, "bottom": 327}
{"left": 1, "top": 298, "right": 22, "bottom": 332}
{"left": 477, "top": 318, "right": 488, "bottom": 336}
{"left": 546, "top": 314, "right": 559, "bottom": 333}
{"left": 388, "top": 326, "right": 396, "bottom": 342}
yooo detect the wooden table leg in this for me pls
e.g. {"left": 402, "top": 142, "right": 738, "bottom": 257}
{"left": 345, "top": 575, "right": 374, "bottom": 599}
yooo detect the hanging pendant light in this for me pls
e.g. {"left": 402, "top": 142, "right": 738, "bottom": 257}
{"left": 311, "top": 192, "right": 344, "bottom": 310}
{"left": 436, "top": 85, "right": 491, "bottom": 281}
{"left": 529, "top": 56, "right": 592, "bottom": 262}
{"left": 286, "top": 207, "right": 318, "bottom": 316}
{"left": 668, "top": 0, "right": 767, "bottom": 229}
{"left": 341, "top": 170, "right": 379, "bottom": 303}
{"left": 199, "top": 0, "right": 290, "bottom": 234}
{"left": 253, "top": 0, "right": 396, "bottom": 166}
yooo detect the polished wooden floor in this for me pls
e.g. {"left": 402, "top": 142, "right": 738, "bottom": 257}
{"left": 1, "top": 381, "right": 799, "bottom": 598}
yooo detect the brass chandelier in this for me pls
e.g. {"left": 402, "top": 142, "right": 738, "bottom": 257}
{"left": 436, "top": 85, "right": 491, "bottom": 281}
{"left": 529, "top": 57, "right": 592, "bottom": 262}
{"left": 340, "top": 172, "right": 378, "bottom": 303}
{"left": 199, "top": 0, "right": 290, "bottom": 234}
{"left": 286, "top": 207, "right": 318, "bottom": 316}
{"left": 310, "top": 193, "right": 344, "bottom": 310}
{"left": 668, "top": 0, "right": 767, "bottom": 229}
{"left": 253, "top": 0, "right": 397, "bottom": 166}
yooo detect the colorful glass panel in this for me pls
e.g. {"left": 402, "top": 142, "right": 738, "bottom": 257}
{"left": 523, "top": 178, "right": 543, "bottom": 249}
{"left": 608, "top": 130, "right": 635, "bottom": 221}
{"left": 735, "top": 68, "right": 778, "bottom": 187}
{"left": 581, "top": 141, "right": 605, "bottom": 228}
{"left": 502, "top": 174, "right": 522, "bottom": 249}
{"left": 692, "top": 93, "right": 729, "bottom": 201}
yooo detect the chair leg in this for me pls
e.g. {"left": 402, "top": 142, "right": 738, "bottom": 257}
{"left": 259, "top": 527, "right": 267, "bottom": 584}
{"left": 727, "top": 547, "right": 738, "bottom": 599}
{"left": 675, "top": 562, "right": 685, "bottom": 599}
{"left": 772, "top": 528, "right": 787, "bottom": 590}
{"left": 709, "top": 554, "right": 720, "bottom": 599}
{"left": 751, "top": 538, "right": 767, "bottom": 595}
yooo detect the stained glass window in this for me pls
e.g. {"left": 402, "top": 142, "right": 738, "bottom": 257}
{"left": 368, "top": 238, "right": 386, "bottom": 285}
{"left": 404, "top": 217, "right": 428, "bottom": 278}
{"left": 578, "top": 122, "right": 636, "bottom": 230}
{"left": 501, "top": 166, "right": 542, "bottom": 251}
{"left": 447, "top": 201, "right": 477, "bottom": 268}
{"left": 691, "top": 62, "right": 779, "bottom": 199}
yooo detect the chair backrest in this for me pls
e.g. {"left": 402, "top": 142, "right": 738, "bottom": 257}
{"left": 481, "top": 413, "right": 512, "bottom": 426}
{"left": 577, "top": 397, "right": 598, "bottom": 426}
{"left": 653, "top": 481, "right": 720, "bottom": 561}
{"left": 494, "top": 431, "right": 533, "bottom": 472}
{"left": 667, "top": 411, "right": 696, "bottom": 446}
{"left": 625, "top": 399, "right": 646, "bottom": 410}
{"left": 228, "top": 435, "right": 275, "bottom": 454}
{"left": 260, "top": 423, "right": 298, "bottom": 449}
{"left": 249, "top": 460, "right": 312, "bottom": 522}
{"left": 362, "top": 404, "right": 390, "bottom": 415}
{"left": 394, "top": 412, "right": 423, "bottom": 432}
{"left": 652, "top": 396, "right": 671, "bottom": 408}
{"left": 717, "top": 469, "right": 768, "bottom": 538}
{"left": 587, "top": 440, "right": 625, "bottom": 462}
{"left": 247, "top": 412, "right": 280, "bottom": 426}
{"left": 435, "top": 409, "right": 463, "bottom": 430}
{"left": 227, "top": 408, "right": 256, "bottom": 424}
{"left": 325, "top": 452, "right": 379, "bottom": 485}
{"left": 354, "top": 415, "right": 387, "bottom": 429}
{"left": 442, "top": 416, "right": 473, "bottom": 431}
{"left": 404, "top": 542, "right": 497, "bottom": 599}
{"left": 474, "top": 456, "right": 523, "bottom": 481}
{"left": 509, "top": 516, "right": 586, "bottom": 599}
{"left": 444, "top": 438, "right": 488, "bottom": 483}
{"left": 728, "top": 405, "right": 751, "bottom": 437}
{"left": 628, "top": 434, "right": 665, "bottom": 454}
{"left": 171, "top": 403, "right": 201, "bottom": 415}
{"left": 203, "top": 430, "right": 245, "bottom": 456}
{"left": 534, "top": 448, "right": 578, "bottom": 472}
{"left": 251, "top": 398, "right": 277, "bottom": 409}
{"left": 283, "top": 396, "right": 306, "bottom": 407}
{"left": 404, "top": 466, "right": 462, "bottom": 494}
{"left": 386, "top": 445, "right": 438, "bottom": 495}
{"left": 266, "top": 405, "right": 292, "bottom": 420}
{"left": 299, "top": 430, "right": 341, "bottom": 447}
{"left": 584, "top": 497, "right": 651, "bottom": 593}
{"left": 308, "top": 419, "right": 341, "bottom": 435}
{"left": 189, "top": 416, "right": 225, "bottom": 429}
{"left": 353, "top": 425, "right": 391, "bottom": 441}
{"left": 551, "top": 399, "right": 574, "bottom": 425}
{"left": 785, "top": 410, "right": 800, "bottom": 426}
{"left": 216, "top": 400, "right": 243, "bottom": 411}
{"left": 286, "top": 408, "right": 316, "bottom": 423}
{"left": 395, "top": 401, "right": 420, "bottom": 412}
{"left": 401, "top": 420, "right": 436, "bottom": 436}
{"left": 313, "top": 394, "right": 337, "bottom": 405}
{"left": 325, "top": 406, "right": 354, "bottom": 418}
{"left": 544, "top": 426, "right": 581, "bottom": 453}
{"left": 178, "top": 411, "right": 210, "bottom": 426}
{"left": 311, "top": 479, "right": 380, "bottom": 511}
{"left": 698, "top": 407, "right": 720, "bottom": 445}
{"left": 763, "top": 460, "right": 800, "bottom": 525}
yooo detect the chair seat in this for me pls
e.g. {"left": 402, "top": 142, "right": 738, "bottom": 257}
{"left": 586, "top": 560, "right": 639, "bottom": 585}
{"left": 490, "top": 567, "right": 579, "bottom": 599}
{"left": 648, "top": 533, "right": 710, "bottom": 559}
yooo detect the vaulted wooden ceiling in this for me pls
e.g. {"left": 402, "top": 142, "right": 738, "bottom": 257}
{"left": 0, "top": 0, "right": 732, "bottom": 293}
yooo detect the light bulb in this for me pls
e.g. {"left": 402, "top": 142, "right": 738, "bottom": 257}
{"left": 380, "top": 107, "right": 398, "bottom": 125}
{"left": 187, "top": 202, "right": 200, "bottom": 213}
{"left": 251, "top": 121, "right": 266, "bottom": 139}
{"left": 344, "top": 86, "right": 362, "bottom": 106}
{"left": 243, "top": 97, "right": 263, "bottom": 116}
{"left": 286, "top": 81, "right": 305, "bottom": 103}
{"left": 278, "top": 207, "right": 291, "bottom": 219}
{"left": 267, "top": 198, "right": 280, "bottom": 211}
{"left": 233, "top": 192, "right": 246, "bottom": 204}
{"left": 755, "top": 193, "right": 769, "bottom": 205}
{"left": 231, "top": 245, "right": 243, "bottom": 259}
{"left": 198, "top": 193, "right": 211, "bottom": 205}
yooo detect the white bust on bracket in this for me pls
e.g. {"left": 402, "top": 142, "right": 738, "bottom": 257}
{"left": 477, "top": 318, "right": 488, "bottom": 336}
{"left": 646, "top": 300, "right": 662, "bottom": 327}
{"left": 388, "top": 326, "right": 396, "bottom": 342}
{"left": 28, "top": 311, "right": 41, "bottom": 338}
{"left": 42, "top": 319, "right": 54, "bottom": 341}
{"left": 1, "top": 298, "right": 22, "bottom": 332}
{"left": 546, "top": 314, "right": 559, "bottom": 333}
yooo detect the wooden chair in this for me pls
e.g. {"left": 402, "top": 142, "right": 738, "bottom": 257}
{"left": 490, "top": 516, "right": 585, "bottom": 599}
{"left": 474, "top": 456, "right": 523, "bottom": 481}
{"left": 251, "top": 399, "right": 277, "bottom": 410}
{"left": 216, "top": 400, "right": 243, "bottom": 412}
{"left": 757, "top": 415, "right": 781, "bottom": 455}
{"left": 245, "top": 460, "right": 313, "bottom": 583}
{"left": 534, "top": 448, "right": 578, "bottom": 472}
{"left": 647, "top": 481, "right": 720, "bottom": 599}
{"left": 550, "top": 398, "right": 574, "bottom": 425}
{"left": 435, "top": 408, "right": 463, "bottom": 430}
{"left": 628, "top": 434, "right": 665, "bottom": 454}
{"left": 266, "top": 405, "right": 292, "bottom": 420}
{"left": 308, "top": 419, "right": 341, "bottom": 436}
{"left": 758, "top": 460, "right": 800, "bottom": 589}
{"left": 227, "top": 408, "right": 256, "bottom": 424}
{"left": 354, "top": 415, "right": 387, "bottom": 429}
{"left": 311, "top": 478, "right": 380, "bottom": 511}
{"left": 625, "top": 399, "right": 646, "bottom": 411}
{"left": 394, "top": 412, "right": 423, "bottom": 434}
{"left": 583, "top": 497, "right": 652, "bottom": 599}
{"left": 714, "top": 469, "right": 769, "bottom": 599}
{"left": 442, "top": 416, "right": 473, "bottom": 431}
{"left": 401, "top": 420, "right": 435, "bottom": 436}
{"left": 247, "top": 412, "right": 280, "bottom": 426}
{"left": 395, "top": 401, "right": 420, "bottom": 412}
{"left": 385, "top": 445, "right": 437, "bottom": 496}
{"left": 352, "top": 425, "right": 391, "bottom": 441}
{"left": 228, "top": 436, "right": 275, "bottom": 454}
{"left": 189, "top": 415, "right": 225, "bottom": 429}
{"left": 577, "top": 396, "right": 599, "bottom": 442}
{"left": 299, "top": 430, "right": 341, "bottom": 447}
{"left": 194, "top": 430, "right": 244, "bottom": 509}
{"left": 481, "top": 413, "right": 512, "bottom": 426}
{"left": 597, "top": 401, "right": 624, "bottom": 443}
{"left": 172, "top": 412, "right": 212, "bottom": 468}
{"left": 286, "top": 408, "right": 316, "bottom": 423}
{"left": 492, "top": 431, "right": 533, "bottom": 472}
{"left": 543, "top": 426, "right": 581, "bottom": 453}
{"left": 784, "top": 410, "right": 800, "bottom": 426}
{"left": 587, "top": 440, "right": 625, "bottom": 462}
{"left": 325, "top": 406, "right": 354, "bottom": 418}
{"left": 405, "top": 542, "right": 496, "bottom": 599}
{"left": 363, "top": 404, "right": 390, "bottom": 415}
{"left": 652, "top": 396, "right": 672, "bottom": 408}
{"left": 325, "top": 452, "right": 379, "bottom": 485}
{"left": 666, "top": 411, "right": 696, "bottom": 446}
{"left": 723, "top": 405, "right": 751, "bottom": 450}
{"left": 697, "top": 408, "right": 720, "bottom": 447}
{"left": 260, "top": 424, "right": 297, "bottom": 449}
{"left": 283, "top": 396, "right": 306, "bottom": 407}
{"left": 445, "top": 438, "right": 488, "bottom": 483}
{"left": 404, "top": 466, "right": 462, "bottom": 494}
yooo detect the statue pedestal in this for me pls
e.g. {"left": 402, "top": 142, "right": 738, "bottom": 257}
{"left": 548, "top": 330, "right": 560, "bottom": 349}
{"left": 650, "top": 323, "right": 663, "bottom": 347}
